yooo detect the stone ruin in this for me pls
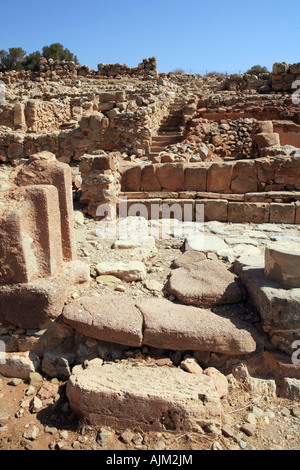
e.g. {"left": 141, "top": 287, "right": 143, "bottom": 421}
{"left": 0, "top": 58, "right": 300, "bottom": 438}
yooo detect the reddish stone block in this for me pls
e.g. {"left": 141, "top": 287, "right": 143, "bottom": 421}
{"left": 207, "top": 163, "right": 234, "bottom": 194}
{"left": 121, "top": 165, "right": 141, "bottom": 192}
{"left": 228, "top": 202, "right": 270, "bottom": 223}
{"left": 140, "top": 165, "right": 161, "bottom": 191}
{"left": 184, "top": 166, "right": 207, "bottom": 191}
{"left": 230, "top": 161, "right": 258, "bottom": 194}
{"left": 269, "top": 203, "right": 296, "bottom": 224}
{"left": 13, "top": 157, "right": 76, "bottom": 262}
{"left": 0, "top": 185, "right": 63, "bottom": 285}
{"left": 156, "top": 163, "right": 185, "bottom": 191}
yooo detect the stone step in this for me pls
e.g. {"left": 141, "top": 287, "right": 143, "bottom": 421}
{"left": 151, "top": 136, "right": 182, "bottom": 143}
{"left": 62, "top": 296, "right": 257, "bottom": 355}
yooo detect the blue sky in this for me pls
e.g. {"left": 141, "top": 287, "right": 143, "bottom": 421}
{"left": 0, "top": 0, "right": 299, "bottom": 74}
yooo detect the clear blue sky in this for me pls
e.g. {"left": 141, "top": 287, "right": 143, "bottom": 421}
{"left": 0, "top": 0, "right": 299, "bottom": 74}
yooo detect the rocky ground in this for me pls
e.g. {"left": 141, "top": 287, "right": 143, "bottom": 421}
{"left": 0, "top": 163, "right": 300, "bottom": 451}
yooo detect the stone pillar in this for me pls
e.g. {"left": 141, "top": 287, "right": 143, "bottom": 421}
{"left": 13, "top": 152, "right": 77, "bottom": 262}
{"left": 0, "top": 185, "right": 63, "bottom": 285}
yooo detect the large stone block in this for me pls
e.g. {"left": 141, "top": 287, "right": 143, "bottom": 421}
{"left": 156, "top": 163, "right": 185, "bottom": 191}
{"left": 137, "top": 299, "right": 257, "bottom": 355}
{"left": 254, "top": 133, "right": 280, "bottom": 149}
{"left": 0, "top": 185, "right": 63, "bottom": 284}
{"left": 269, "top": 203, "right": 296, "bottom": 224}
{"left": 184, "top": 166, "right": 207, "bottom": 191}
{"left": 67, "top": 361, "right": 222, "bottom": 433}
{"left": 265, "top": 243, "right": 300, "bottom": 288}
{"left": 228, "top": 202, "right": 270, "bottom": 223}
{"left": 140, "top": 165, "right": 161, "bottom": 191}
{"left": 207, "top": 162, "right": 233, "bottom": 194}
{"left": 167, "top": 259, "right": 243, "bottom": 307}
{"left": 200, "top": 199, "right": 228, "bottom": 222}
{"left": 62, "top": 295, "right": 143, "bottom": 347}
{"left": 230, "top": 161, "right": 258, "bottom": 194}
{"left": 13, "top": 155, "right": 76, "bottom": 262}
{"left": 234, "top": 260, "right": 300, "bottom": 354}
{"left": 121, "top": 165, "right": 141, "bottom": 192}
{"left": 0, "top": 261, "right": 90, "bottom": 329}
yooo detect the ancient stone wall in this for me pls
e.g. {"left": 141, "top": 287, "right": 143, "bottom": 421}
{"left": 0, "top": 57, "right": 158, "bottom": 84}
{"left": 223, "top": 62, "right": 300, "bottom": 93}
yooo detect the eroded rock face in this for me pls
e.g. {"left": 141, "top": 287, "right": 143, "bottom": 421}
{"left": 167, "top": 259, "right": 244, "bottom": 307}
{"left": 66, "top": 360, "right": 222, "bottom": 434}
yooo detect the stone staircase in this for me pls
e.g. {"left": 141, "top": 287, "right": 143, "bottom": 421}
{"left": 148, "top": 99, "right": 185, "bottom": 160}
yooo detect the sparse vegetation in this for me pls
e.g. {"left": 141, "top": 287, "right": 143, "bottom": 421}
{"left": 246, "top": 65, "right": 269, "bottom": 75}
{"left": 0, "top": 43, "right": 79, "bottom": 72}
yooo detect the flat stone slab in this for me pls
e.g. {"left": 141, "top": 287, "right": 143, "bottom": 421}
{"left": 112, "top": 237, "right": 156, "bottom": 250}
{"left": 167, "top": 259, "right": 243, "bottom": 307}
{"left": 265, "top": 243, "right": 300, "bottom": 288}
{"left": 66, "top": 361, "right": 222, "bottom": 433}
{"left": 185, "top": 235, "right": 227, "bottom": 253}
{"left": 95, "top": 261, "right": 146, "bottom": 281}
{"left": 136, "top": 299, "right": 257, "bottom": 355}
{"left": 62, "top": 295, "right": 143, "bottom": 347}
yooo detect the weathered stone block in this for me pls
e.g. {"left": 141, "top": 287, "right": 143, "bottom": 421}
{"left": 62, "top": 295, "right": 143, "bottom": 347}
{"left": 0, "top": 185, "right": 63, "bottom": 284}
{"left": 228, "top": 202, "right": 270, "bottom": 223}
{"left": 121, "top": 165, "right": 141, "bottom": 192}
{"left": 13, "top": 156, "right": 76, "bottom": 262}
{"left": 156, "top": 163, "right": 185, "bottom": 191}
{"left": 269, "top": 203, "right": 296, "bottom": 224}
{"left": 67, "top": 361, "right": 222, "bottom": 433}
{"left": 230, "top": 161, "right": 258, "bottom": 194}
{"left": 207, "top": 162, "right": 233, "bottom": 193}
{"left": 184, "top": 166, "right": 207, "bottom": 191}
{"left": 265, "top": 243, "right": 300, "bottom": 288}
{"left": 140, "top": 165, "right": 161, "bottom": 191}
{"left": 200, "top": 199, "right": 228, "bottom": 222}
{"left": 137, "top": 299, "right": 256, "bottom": 355}
{"left": 254, "top": 133, "right": 280, "bottom": 149}
{"left": 0, "top": 261, "right": 90, "bottom": 329}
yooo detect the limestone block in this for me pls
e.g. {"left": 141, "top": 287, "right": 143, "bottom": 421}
{"left": 230, "top": 161, "right": 258, "bottom": 194}
{"left": 269, "top": 203, "right": 296, "bottom": 224}
{"left": 0, "top": 261, "right": 90, "bottom": 329}
{"left": 228, "top": 202, "right": 270, "bottom": 224}
{"left": 67, "top": 361, "right": 222, "bottom": 433}
{"left": 0, "top": 185, "right": 63, "bottom": 284}
{"left": 184, "top": 166, "right": 207, "bottom": 191}
{"left": 137, "top": 299, "right": 256, "bottom": 355}
{"left": 207, "top": 162, "right": 233, "bottom": 194}
{"left": 13, "top": 156, "right": 76, "bottom": 262}
{"left": 156, "top": 163, "right": 185, "bottom": 191}
{"left": 62, "top": 295, "right": 143, "bottom": 347}
{"left": 265, "top": 243, "right": 300, "bottom": 288}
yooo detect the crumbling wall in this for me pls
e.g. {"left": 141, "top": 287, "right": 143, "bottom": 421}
{"left": 0, "top": 57, "right": 158, "bottom": 83}
{"left": 223, "top": 62, "right": 300, "bottom": 93}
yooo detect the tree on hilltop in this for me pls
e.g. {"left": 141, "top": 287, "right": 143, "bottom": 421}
{"left": 42, "top": 43, "right": 79, "bottom": 64}
{"left": 246, "top": 65, "right": 269, "bottom": 75}
{"left": 0, "top": 47, "right": 26, "bottom": 72}
{"left": 22, "top": 51, "right": 42, "bottom": 71}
